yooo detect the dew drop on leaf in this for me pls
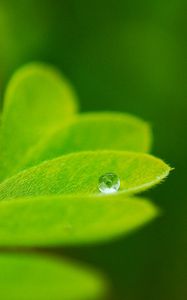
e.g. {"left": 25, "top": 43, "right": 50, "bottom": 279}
{"left": 98, "top": 173, "right": 120, "bottom": 194}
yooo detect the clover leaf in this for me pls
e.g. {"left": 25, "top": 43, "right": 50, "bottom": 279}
{"left": 0, "top": 63, "right": 78, "bottom": 180}
{"left": 0, "top": 151, "right": 170, "bottom": 200}
{"left": 0, "top": 195, "right": 158, "bottom": 246}
{"left": 0, "top": 253, "right": 105, "bottom": 300}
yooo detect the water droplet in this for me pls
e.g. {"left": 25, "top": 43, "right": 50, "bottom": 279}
{"left": 98, "top": 173, "right": 120, "bottom": 194}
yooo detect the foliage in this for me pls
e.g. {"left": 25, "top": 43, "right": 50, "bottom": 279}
{"left": 0, "top": 63, "right": 171, "bottom": 300}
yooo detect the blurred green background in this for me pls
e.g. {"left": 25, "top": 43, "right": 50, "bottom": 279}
{"left": 0, "top": 0, "right": 186, "bottom": 299}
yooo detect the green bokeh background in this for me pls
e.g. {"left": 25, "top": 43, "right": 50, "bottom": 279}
{"left": 0, "top": 1, "right": 186, "bottom": 299}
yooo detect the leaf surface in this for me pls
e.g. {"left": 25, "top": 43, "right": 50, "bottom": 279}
{"left": 0, "top": 253, "right": 105, "bottom": 300}
{"left": 0, "top": 151, "right": 170, "bottom": 200}
{"left": 21, "top": 112, "right": 152, "bottom": 170}
{"left": 0, "top": 195, "right": 158, "bottom": 246}
{"left": 0, "top": 63, "right": 78, "bottom": 180}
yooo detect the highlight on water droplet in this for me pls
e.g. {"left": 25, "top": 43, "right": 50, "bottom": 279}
{"left": 98, "top": 173, "right": 120, "bottom": 194}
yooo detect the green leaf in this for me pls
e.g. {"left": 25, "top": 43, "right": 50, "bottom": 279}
{"left": 20, "top": 112, "right": 152, "bottom": 171}
{"left": 0, "top": 63, "right": 78, "bottom": 180}
{"left": 0, "top": 195, "right": 158, "bottom": 246}
{"left": 0, "top": 151, "right": 170, "bottom": 200}
{"left": 0, "top": 253, "right": 105, "bottom": 300}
